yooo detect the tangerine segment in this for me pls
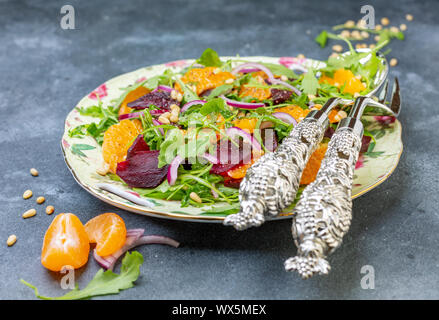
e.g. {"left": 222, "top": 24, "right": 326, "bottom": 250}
{"left": 177, "top": 67, "right": 235, "bottom": 95}
{"left": 239, "top": 86, "right": 271, "bottom": 101}
{"left": 41, "top": 213, "right": 90, "bottom": 272}
{"left": 84, "top": 213, "right": 127, "bottom": 257}
{"left": 102, "top": 119, "right": 143, "bottom": 173}
{"left": 232, "top": 118, "right": 258, "bottom": 133}
{"left": 118, "top": 86, "right": 150, "bottom": 116}
{"left": 319, "top": 69, "right": 366, "bottom": 95}
{"left": 274, "top": 105, "right": 310, "bottom": 122}
{"left": 300, "top": 142, "right": 329, "bottom": 185}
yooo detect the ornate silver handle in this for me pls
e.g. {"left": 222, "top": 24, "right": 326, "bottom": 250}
{"left": 284, "top": 125, "right": 362, "bottom": 279}
{"left": 224, "top": 115, "right": 328, "bottom": 230}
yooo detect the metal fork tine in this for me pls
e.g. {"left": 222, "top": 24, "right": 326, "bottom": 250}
{"left": 389, "top": 77, "right": 401, "bottom": 116}
{"left": 377, "top": 78, "right": 389, "bottom": 104}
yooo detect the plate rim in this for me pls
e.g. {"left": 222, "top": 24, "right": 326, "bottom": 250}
{"left": 61, "top": 56, "right": 404, "bottom": 223}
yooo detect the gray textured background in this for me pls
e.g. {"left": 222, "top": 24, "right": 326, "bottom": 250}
{"left": 1, "top": 0, "right": 438, "bottom": 300}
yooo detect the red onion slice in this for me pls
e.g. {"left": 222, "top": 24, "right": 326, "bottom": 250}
{"left": 220, "top": 95, "right": 265, "bottom": 109}
{"left": 152, "top": 119, "right": 165, "bottom": 136}
{"left": 270, "top": 79, "right": 301, "bottom": 96}
{"left": 272, "top": 112, "right": 298, "bottom": 126}
{"left": 180, "top": 100, "right": 206, "bottom": 113}
{"left": 94, "top": 229, "right": 180, "bottom": 270}
{"left": 167, "top": 155, "right": 184, "bottom": 185}
{"left": 203, "top": 152, "right": 219, "bottom": 164}
{"left": 226, "top": 126, "right": 262, "bottom": 151}
{"left": 152, "top": 85, "right": 174, "bottom": 93}
{"left": 231, "top": 63, "right": 275, "bottom": 80}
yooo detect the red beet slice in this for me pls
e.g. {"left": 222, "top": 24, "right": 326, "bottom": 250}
{"left": 116, "top": 150, "right": 168, "bottom": 188}
{"left": 223, "top": 176, "right": 242, "bottom": 189}
{"left": 127, "top": 135, "right": 149, "bottom": 159}
{"left": 127, "top": 91, "right": 179, "bottom": 110}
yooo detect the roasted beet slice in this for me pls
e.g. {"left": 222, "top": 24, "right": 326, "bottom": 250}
{"left": 127, "top": 135, "right": 149, "bottom": 159}
{"left": 127, "top": 91, "right": 179, "bottom": 110}
{"left": 270, "top": 88, "right": 293, "bottom": 104}
{"left": 116, "top": 150, "right": 168, "bottom": 188}
{"left": 360, "top": 135, "right": 372, "bottom": 153}
{"left": 223, "top": 176, "right": 242, "bottom": 189}
{"left": 210, "top": 139, "right": 251, "bottom": 176}
{"left": 210, "top": 163, "right": 239, "bottom": 176}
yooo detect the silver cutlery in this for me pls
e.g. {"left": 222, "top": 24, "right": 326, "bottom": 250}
{"left": 224, "top": 50, "right": 389, "bottom": 231}
{"left": 285, "top": 78, "right": 401, "bottom": 279}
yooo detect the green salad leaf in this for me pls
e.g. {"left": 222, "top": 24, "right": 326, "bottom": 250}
{"left": 197, "top": 48, "right": 222, "bottom": 67}
{"left": 21, "top": 251, "right": 144, "bottom": 300}
{"left": 301, "top": 68, "right": 320, "bottom": 95}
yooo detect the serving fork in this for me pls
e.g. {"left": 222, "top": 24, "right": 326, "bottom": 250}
{"left": 224, "top": 50, "right": 390, "bottom": 231}
{"left": 284, "top": 77, "right": 401, "bottom": 279}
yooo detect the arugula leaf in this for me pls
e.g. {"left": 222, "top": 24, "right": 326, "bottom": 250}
{"left": 207, "top": 84, "right": 233, "bottom": 99}
{"left": 158, "top": 128, "right": 184, "bottom": 167}
{"left": 21, "top": 251, "right": 144, "bottom": 300}
{"left": 196, "top": 48, "right": 222, "bottom": 67}
{"left": 260, "top": 62, "right": 299, "bottom": 78}
{"left": 71, "top": 144, "right": 96, "bottom": 157}
{"left": 301, "top": 68, "right": 320, "bottom": 95}
{"left": 174, "top": 77, "right": 199, "bottom": 102}
{"left": 199, "top": 98, "right": 233, "bottom": 118}
{"left": 315, "top": 30, "right": 328, "bottom": 48}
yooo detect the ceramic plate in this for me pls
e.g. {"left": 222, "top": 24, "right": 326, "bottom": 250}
{"left": 62, "top": 56, "right": 403, "bottom": 223}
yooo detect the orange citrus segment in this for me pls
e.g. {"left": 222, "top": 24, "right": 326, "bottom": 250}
{"left": 118, "top": 86, "right": 150, "bottom": 116}
{"left": 274, "top": 105, "right": 310, "bottom": 122}
{"left": 300, "top": 142, "right": 329, "bottom": 185}
{"left": 232, "top": 118, "right": 258, "bottom": 133}
{"left": 176, "top": 67, "right": 235, "bottom": 95}
{"left": 319, "top": 69, "right": 366, "bottom": 95}
{"left": 102, "top": 119, "right": 143, "bottom": 173}
{"left": 41, "top": 213, "right": 90, "bottom": 272}
{"left": 239, "top": 86, "right": 271, "bottom": 101}
{"left": 84, "top": 213, "right": 127, "bottom": 257}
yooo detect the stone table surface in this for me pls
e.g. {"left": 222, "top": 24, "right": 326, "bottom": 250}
{"left": 1, "top": 0, "right": 438, "bottom": 300}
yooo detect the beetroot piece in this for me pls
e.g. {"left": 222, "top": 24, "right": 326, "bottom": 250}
{"left": 116, "top": 150, "right": 169, "bottom": 188}
{"left": 223, "top": 176, "right": 242, "bottom": 189}
{"left": 360, "top": 135, "right": 372, "bottom": 153}
{"left": 270, "top": 89, "right": 293, "bottom": 104}
{"left": 127, "top": 135, "right": 149, "bottom": 159}
{"left": 210, "top": 139, "right": 252, "bottom": 176}
{"left": 127, "top": 91, "right": 179, "bottom": 110}
{"left": 210, "top": 163, "right": 239, "bottom": 176}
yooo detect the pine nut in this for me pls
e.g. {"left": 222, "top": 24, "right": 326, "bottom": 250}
{"left": 36, "top": 196, "right": 45, "bottom": 204}
{"left": 170, "top": 114, "right": 179, "bottom": 123}
{"left": 400, "top": 24, "right": 407, "bottom": 31}
{"left": 23, "top": 190, "right": 33, "bottom": 199}
{"left": 280, "top": 75, "right": 288, "bottom": 81}
{"left": 158, "top": 115, "right": 170, "bottom": 124}
{"left": 381, "top": 17, "right": 390, "bottom": 26}
{"left": 176, "top": 93, "right": 183, "bottom": 102}
{"left": 23, "top": 209, "right": 37, "bottom": 219}
{"left": 406, "top": 14, "right": 413, "bottom": 21}
{"left": 225, "top": 78, "right": 234, "bottom": 84}
{"left": 329, "top": 52, "right": 339, "bottom": 59}
{"left": 390, "top": 26, "right": 399, "bottom": 33}
{"left": 345, "top": 20, "right": 355, "bottom": 28}
{"left": 46, "top": 205, "right": 55, "bottom": 215}
{"left": 369, "top": 44, "right": 376, "bottom": 49}
{"left": 374, "top": 35, "right": 380, "bottom": 42}
{"left": 337, "top": 110, "right": 348, "bottom": 119}
{"left": 340, "top": 30, "right": 350, "bottom": 38}
{"left": 389, "top": 58, "right": 398, "bottom": 67}
{"left": 375, "top": 24, "right": 382, "bottom": 31}
{"left": 360, "top": 31, "right": 369, "bottom": 38}
{"left": 351, "top": 30, "right": 361, "bottom": 40}
{"left": 7, "top": 235, "right": 17, "bottom": 247}
{"left": 30, "top": 168, "right": 39, "bottom": 176}
{"left": 297, "top": 54, "right": 305, "bottom": 59}
{"left": 190, "top": 192, "right": 202, "bottom": 203}
{"left": 354, "top": 92, "right": 360, "bottom": 98}
{"left": 332, "top": 45, "right": 343, "bottom": 53}
{"left": 307, "top": 94, "right": 316, "bottom": 100}
{"left": 96, "top": 162, "right": 109, "bottom": 176}
{"left": 170, "top": 104, "right": 180, "bottom": 112}
{"left": 170, "top": 90, "right": 178, "bottom": 100}
{"left": 162, "top": 111, "right": 171, "bottom": 119}
{"left": 357, "top": 19, "right": 366, "bottom": 28}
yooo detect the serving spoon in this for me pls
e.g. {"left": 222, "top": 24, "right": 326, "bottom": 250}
{"left": 224, "top": 49, "right": 390, "bottom": 230}
{"left": 285, "top": 78, "right": 401, "bottom": 278}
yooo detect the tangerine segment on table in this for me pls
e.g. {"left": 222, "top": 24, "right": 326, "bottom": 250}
{"left": 118, "top": 86, "right": 150, "bottom": 116}
{"left": 102, "top": 119, "right": 143, "bottom": 173}
{"left": 41, "top": 213, "right": 90, "bottom": 272}
{"left": 85, "top": 212, "right": 127, "bottom": 257}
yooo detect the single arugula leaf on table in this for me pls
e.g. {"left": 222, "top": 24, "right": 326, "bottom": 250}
{"left": 21, "top": 251, "right": 144, "bottom": 300}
